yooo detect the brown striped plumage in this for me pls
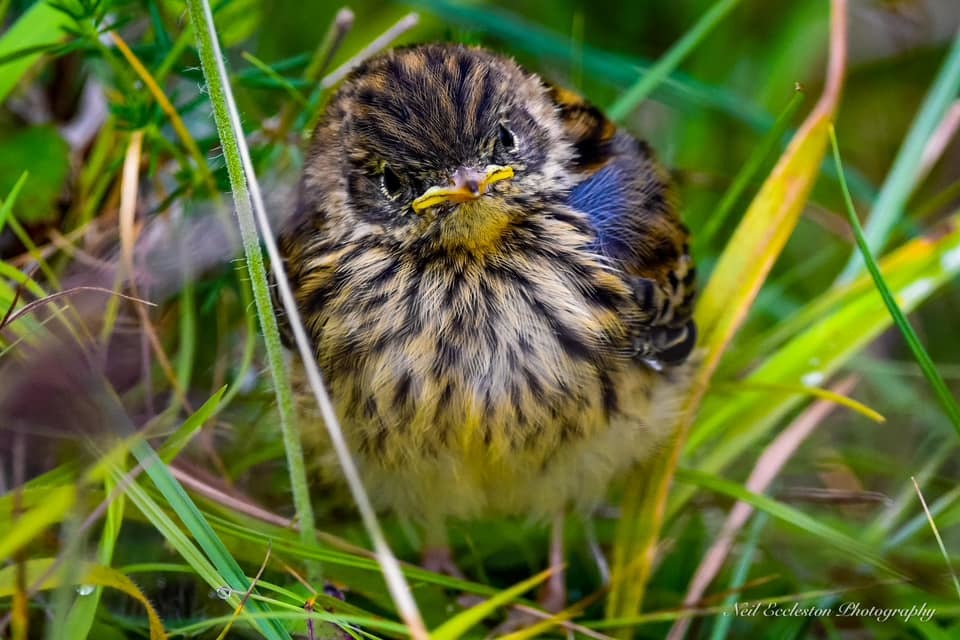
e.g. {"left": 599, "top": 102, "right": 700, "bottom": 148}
{"left": 275, "top": 44, "right": 696, "bottom": 526}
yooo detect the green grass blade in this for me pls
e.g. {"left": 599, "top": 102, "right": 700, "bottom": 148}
{"left": 911, "top": 478, "right": 960, "bottom": 601}
{"left": 838, "top": 28, "right": 960, "bottom": 281}
{"left": 158, "top": 386, "right": 227, "bottom": 463}
{"left": 830, "top": 126, "right": 960, "bottom": 438}
{"left": 128, "top": 441, "right": 291, "bottom": 639}
{"left": 113, "top": 470, "right": 233, "bottom": 587}
{"left": 676, "top": 469, "right": 901, "bottom": 578}
{"left": 174, "top": 282, "right": 196, "bottom": 395}
{"left": 215, "top": 279, "right": 257, "bottom": 412}
{"left": 679, "top": 216, "right": 960, "bottom": 517}
{"left": 0, "top": 171, "right": 28, "bottom": 235}
{"left": 70, "top": 387, "right": 289, "bottom": 639}
{"left": 430, "top": 568, "right": 552, "bottom": 640}
{"left": 63, "top": 473, "right": 126, "bottom": 640}
{"left": 707, "top": 512, "right": 768, "bottom": 640}
{"left": 607, "top": 0, "right": 744, "bottom": 121}
{"left": 183, "top": 0, "right": 320, "bottom": 580}
{"left": 709, "top": 380, "right": 885, "bottom": 423}
{"left": 201, "top": 510, "right": 500, "bottom": 596}
{"left": 886, "top": 486, "right": 960, "bottom": 550}
{"left": 240, "top": 51, "right": 306, "bottom": 106}
{"left": 118, "top": 445, "right": 291, "bottom": 640}
{"left": 606, "top": 4, "right": 847, "bottom": 625}
{"left": 167, "top": 610, "right": 411, "bottom": 637}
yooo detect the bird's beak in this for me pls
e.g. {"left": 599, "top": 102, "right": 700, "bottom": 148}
{"left": 412, "top": 165, "right": 514, "bottom": 213}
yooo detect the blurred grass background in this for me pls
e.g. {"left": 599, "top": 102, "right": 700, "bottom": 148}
{"left": 1, "top": 0, "right": 960, "bottom": 638}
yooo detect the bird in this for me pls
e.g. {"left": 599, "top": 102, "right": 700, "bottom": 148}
{"left": 275, "top": 42, "right": 697, "bottom": 613}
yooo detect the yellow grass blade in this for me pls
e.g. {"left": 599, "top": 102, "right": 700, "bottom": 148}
{"left": 0, "top": 558, "right": 167, "bottom": 640}
{"left": 605, "top": 0, "right": 849, "bottom": 630}
{"left": 431, "top": 568, "right": 553, "bottom": 640}
{"left": 708, "top": 380, "right": 885, "bottom": 423}
{"left": 0, "top": 485, "right": 75, "bottom": 562}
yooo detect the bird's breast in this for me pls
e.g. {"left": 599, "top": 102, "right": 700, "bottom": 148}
{"left": 311, "top": 237, "right": 636, "bottom": 468}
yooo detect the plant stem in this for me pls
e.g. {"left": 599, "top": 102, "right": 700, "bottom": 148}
{"left": 185, "top": 4, "right": 427, "bottom": 636}
{"left": 183, "top": 0, "right": 318, "bottom": 571}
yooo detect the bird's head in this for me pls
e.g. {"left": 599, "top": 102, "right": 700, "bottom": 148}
{"left": 300, "top": 44, "right": 578, "bottom": 251}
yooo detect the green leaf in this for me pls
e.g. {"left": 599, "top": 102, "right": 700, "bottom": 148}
{"left": 0, "top": 0, "right": 73, "bottom": 102}
{"left": 0, "top": 127, "right": 70, "bottom": 223}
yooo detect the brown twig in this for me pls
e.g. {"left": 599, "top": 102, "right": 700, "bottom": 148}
{"left": 1, "top": 286, "right": 155, "bottom": 330}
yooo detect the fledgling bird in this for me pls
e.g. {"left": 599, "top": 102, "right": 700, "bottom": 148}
{"left": 276, "top": 43, "right": 696, "bottom": 609}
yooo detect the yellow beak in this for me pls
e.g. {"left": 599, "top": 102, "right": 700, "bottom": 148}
{"left": 411, "top": 165, "right": 514, "bottom": 213}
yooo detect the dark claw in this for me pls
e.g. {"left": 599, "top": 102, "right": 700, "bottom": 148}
{"left": 634, "top": 320, "right": 697, "bottom": 368}
{"left": 656, "top": 321, "right": 697, "bottom": 365}
{"left": 631, "top": 276, "right": 656, "bottom": 311}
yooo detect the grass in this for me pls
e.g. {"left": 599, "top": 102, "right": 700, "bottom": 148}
{"left": 836, "top": 27, "right": 960, "bottom": 282}
{"left": 606, "top": 0, "right": 744, "bottom": 122}
{"left": 1, "top": 0, "right": 959, "bottom": 638}
{"left": 830, "top": 125, "right": 960, "bottom": 437}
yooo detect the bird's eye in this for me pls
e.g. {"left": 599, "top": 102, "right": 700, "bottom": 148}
{"left": 380, "top": 165, "right": 404, "bottom": 200}
{"left": 498, "top": 123, "right": 518, "bottom": 154}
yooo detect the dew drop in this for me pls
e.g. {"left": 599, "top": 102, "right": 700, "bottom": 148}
{"left": 215, "top": 586, "right": 233, "bottom": 600}
{"left": 75, "top": 584, "right": 95, "bottom": 596}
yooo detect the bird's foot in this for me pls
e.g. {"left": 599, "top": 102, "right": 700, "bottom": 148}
{"left": 536, "top": 568, "right": 567, "bottom": 614}
{"left": 421, "top": 546, "right": 487, "bottom": 609}
{"left": 421, "top": 545, "right": 466, "bottom": 579}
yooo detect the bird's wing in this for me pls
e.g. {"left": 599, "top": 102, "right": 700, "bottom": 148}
{"left": 550, "top": 86, "right": 697, "bottom": 367}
